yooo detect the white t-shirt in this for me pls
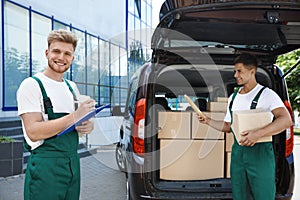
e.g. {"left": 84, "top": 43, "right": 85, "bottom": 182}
{"left": 17, "top": 72, "right": 80, "bottom": 150}
{"left": 224, "top": 84, "right": 285, "bottom": 123}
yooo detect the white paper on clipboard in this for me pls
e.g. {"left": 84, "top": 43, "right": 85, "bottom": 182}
{"left": 57, "top": 104, "right": 110, "bottom": 137}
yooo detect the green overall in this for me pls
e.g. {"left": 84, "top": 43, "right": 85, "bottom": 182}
{"left": 229, "top": 87, "right": 275, "bottom": 200}
{"left": 24, "top": 77, "right": 80, "bottom": 200}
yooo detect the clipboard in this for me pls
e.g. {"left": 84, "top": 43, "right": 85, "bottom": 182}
{"left": 57, "top": 104, "right": 111, "bottom": 137}
{"left": 184, "top": 94, "right": 206, "bottom": 119}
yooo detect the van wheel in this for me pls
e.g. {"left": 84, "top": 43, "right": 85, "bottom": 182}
{"left": 126, "top": 175, "right": 132, "bottom": 200}
{"left": 115, "top": 143, "right": 126, "bottom": 172}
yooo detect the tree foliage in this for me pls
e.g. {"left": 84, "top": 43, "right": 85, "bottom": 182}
{"left": 276, "top": 49, "right": 300, "bottom": 113}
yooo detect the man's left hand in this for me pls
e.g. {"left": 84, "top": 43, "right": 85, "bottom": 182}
{"left": 75, "top": 118, "right": 94, "bottom": 136}
{"left": 239, "top": 130, "right": 260, "bottom": 146}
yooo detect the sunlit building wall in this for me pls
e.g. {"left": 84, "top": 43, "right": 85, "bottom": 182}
{"left": 0, "top": 0, "right": 153, "bottom": 118}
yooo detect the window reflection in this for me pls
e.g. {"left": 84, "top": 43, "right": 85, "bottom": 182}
{"left": 72, "top": 29, "right": 86, "bottom": 93}
{"left": 87, "top": 34, "right": 99, "bottom": 101}
{"left": 100, "top": 40, "right": 110, "bottom": 105}
{"left": 2, "top": 0, "right": 152, "bottom": 111}
{"left": 32, "top": 13, "right": 51, "bottom": 74}
{"left": 4, "top": 2, "right": 29, "bottom": 107}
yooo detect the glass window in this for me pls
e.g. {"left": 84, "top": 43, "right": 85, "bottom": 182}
{"left": 120, "top": 48, "right": 128, "bottom": 77}
{"left": 128, "top": 13, "right": 135, "bottom": 33}
{"left": 120, "top": 88, "right": 128, "bottom": 107}
{"left": 135, "top": 16, "right": 141, "bottom": 42}
{"left": 111, "top": 86, "right": 120, "bottom": 106}
{"left": 53, "top": 21, "right": 69, "bottom": 30}
{"left": 128, "top": 0, "right": 135, "bottom": 13}
{"left": 71, "top": 29, "right": 86, "bottom": 94}
{"left": 4, "top": 2, "right": 29, "bottom": 108}
{"left": 111, "top": 44, "right": 120, "bottom": 106}
{"left": 134, "top": 0, "right": 141, "bottom": 18}
{"left": 141, "top": 0, "right": 147, "bottom": 23}
{"left": 141, "top": 22, "right": 147, "bottom": 46}
{"left": 111, "top": 44, "right": 120, "bottom": 77}
{"left": 99, "top": 40, "right": 110, "bottom": 105}
{"left": 120, "top": 46, "right": 129, "bottom": 106}
{"left": 2, "top": 0, "right": 139, "bottom": 111}
{"left": 128, "top": 39, "right": 139, "bottom": 79}
{"left": 147, "top": 3, "right": 152, "bottom": 26}
{"left": 86, "top": 35, "right": 99, "bottom": 100}
{"left": 32, "top": 13, "right": 52, "bottom": 74}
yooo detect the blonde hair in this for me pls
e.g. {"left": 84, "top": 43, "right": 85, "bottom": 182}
{"left": 47, "top": 29, "right": 78, "bottom": 51}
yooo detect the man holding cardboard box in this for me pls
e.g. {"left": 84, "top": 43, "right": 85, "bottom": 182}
{"left": 198, "top": 53, "right": 292, "bottom": 200}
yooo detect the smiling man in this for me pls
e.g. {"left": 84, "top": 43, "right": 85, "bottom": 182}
{"left": 198, "top": 53, "right": 292, "bottom": 200}
{"left": 17, "top": 29, "right": 95, "bottom": 200}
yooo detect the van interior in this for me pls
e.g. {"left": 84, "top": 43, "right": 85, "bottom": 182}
{"left": 148, "top": 63, "right": 274, "bottom": 190}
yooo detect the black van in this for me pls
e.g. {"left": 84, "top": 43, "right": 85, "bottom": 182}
{"left": 115, "top": 1, "right": 300, "bottom": 199}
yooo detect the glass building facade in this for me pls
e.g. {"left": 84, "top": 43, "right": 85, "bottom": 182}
{"left": 0, "top": 0, "right": 153, "bottom": 117}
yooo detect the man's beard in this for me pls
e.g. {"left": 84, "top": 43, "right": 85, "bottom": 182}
{"left": 48, "top": 60, "right": 69, "bottom": 73}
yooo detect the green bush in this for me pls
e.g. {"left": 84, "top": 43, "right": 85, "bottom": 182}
{"left": 0, "top": 136, "right": 15, "bottom": 143}
{"left": 294, "top": 128, "right": 300, "bottom": 135}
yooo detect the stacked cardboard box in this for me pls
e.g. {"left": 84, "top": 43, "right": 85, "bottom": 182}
{"left": 158, "top": 95, "right": 244, "bottom": 180}
{"left": 158, "top": 111, "right": 225, "bottom": 180}
{"left": 225, "top": 133, "right": 233, "bottom": 178}
{"left": 216, "top": 97, "right": 233, "bottom": 178}
{"left": 226, "top": 152, "right": 231, "bottom": 178}
{"left": 192, "top": 112, "right": 225, "bottom": 140}
{"left": 160, "top": 139, "right": 224, "bottom": 180}
{"left": 158, "top": 112, "right": 191, "bottom": 139}
{"left": 207, "top": 97, "right": 228, "bottom": 112}
{"left": 207, "top": 97, "right": 232, "bottom": 178}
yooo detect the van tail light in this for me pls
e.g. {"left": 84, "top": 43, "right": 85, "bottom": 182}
{"left": 284, "top": 100, "right": 294, "bottom": 157}
{"left": 133, "top": 98, "right": 146, "bottom": 157}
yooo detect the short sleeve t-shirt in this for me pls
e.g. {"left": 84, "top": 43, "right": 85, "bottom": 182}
{"left": 17, "top": 72, "right": 80, "bottom": 150}
{"left": 224, "top": 84, "right": 285, "bottom": 123}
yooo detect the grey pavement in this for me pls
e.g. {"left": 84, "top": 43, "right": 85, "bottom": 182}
{"left": 0, "top": 144, "right": 126, "bottom": 200}
{"left": 1, "top": 138, "right": 300, "bottom": 200}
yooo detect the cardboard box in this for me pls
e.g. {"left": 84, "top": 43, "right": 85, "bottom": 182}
{"left": 226, "top": 152, "right": 231, "bottom": 178}
{"left": 160, "top": 140, "right": 224, "bottom": 180}
{"left": 217, "top": 97, "right": 229, "bottom": 102}
{"left": 191, "top": 112, "right": 225, "bottom": 140}
{"left": 225, "top": 132, "right": 234, "bottom": 152}
{"left": 158, "top": 112, "right": 191, "bottom": 139}
{"left": 207, "top": 102, "right": 228, "bottom": 112}
{"left": 232, "top": 109, "right": 272, "bottom": 144}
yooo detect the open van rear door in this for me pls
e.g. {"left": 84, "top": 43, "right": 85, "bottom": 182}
{"left": 152, "top": 0, "right": 300, "bottom": 57}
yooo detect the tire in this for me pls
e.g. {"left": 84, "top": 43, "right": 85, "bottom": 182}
{"left": 115, "top": 143, "right": 127, "bottom": 172}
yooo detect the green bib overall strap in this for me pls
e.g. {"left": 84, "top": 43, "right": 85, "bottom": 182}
{"left": 31, "top": 76, "right": 54, "bottom": 116}
{"left": 229, "top": 87, "right": 240, "bottom": 125}
{"left": 250, "top": 86, "right": 266, "bottom": 109}
{"left": 229, "top": 86, "right": 267, "bottom": 120}
{"left": 64, "top": 79, "right": 79, "bottom": 110}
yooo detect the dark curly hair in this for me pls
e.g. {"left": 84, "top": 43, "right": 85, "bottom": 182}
{"left": 234, "top": 53, "right": 258, "bottom": 71}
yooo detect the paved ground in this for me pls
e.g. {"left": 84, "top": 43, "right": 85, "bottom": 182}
{"left": 0, "top": 145, "right": 126, "bottom": 200}
{"left": 1, "top": 138, "right": 300, "bottom": 200}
